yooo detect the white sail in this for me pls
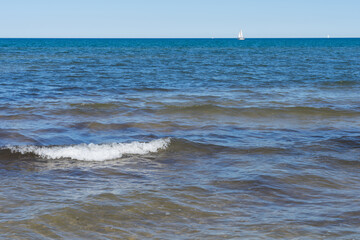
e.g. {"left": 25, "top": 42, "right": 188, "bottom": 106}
{"left": 238, "top": 30, "right": 245, "bottom": 40}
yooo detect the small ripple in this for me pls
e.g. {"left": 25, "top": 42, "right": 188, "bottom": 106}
{"left": 159, "top": 104, "right": 360, "bottom": 118}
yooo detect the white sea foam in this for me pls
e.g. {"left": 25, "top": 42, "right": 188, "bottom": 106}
{"left": 9, "top": 138, "right": 170, "bottom": 161}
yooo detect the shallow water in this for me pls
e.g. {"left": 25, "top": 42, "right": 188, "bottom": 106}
{"left": 1, "top": 38, "right": 360, "bottom": 239}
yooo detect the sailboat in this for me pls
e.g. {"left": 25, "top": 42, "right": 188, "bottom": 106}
{"left": 238, "top": 30, "right": 245, "bottom": 40}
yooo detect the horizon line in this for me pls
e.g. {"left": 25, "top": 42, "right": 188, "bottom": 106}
{"left": 1, "top": 37, "right": 360, "bottom": 39}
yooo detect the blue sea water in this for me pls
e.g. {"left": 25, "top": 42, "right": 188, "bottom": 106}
{"left": 0, "top": 38, "right": 360, "bottom": 239}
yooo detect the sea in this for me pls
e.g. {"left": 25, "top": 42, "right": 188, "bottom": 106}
{"left": 0, "top": 38, "right": 359, "bottom": 239}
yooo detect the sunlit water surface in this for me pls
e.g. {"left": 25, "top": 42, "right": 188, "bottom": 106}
{"left": 1, "top": 38, "right": 360, "bottom": 239}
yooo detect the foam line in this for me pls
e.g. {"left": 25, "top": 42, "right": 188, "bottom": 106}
{"left": 8, "top": 138, "right": 170, "bottom": 161}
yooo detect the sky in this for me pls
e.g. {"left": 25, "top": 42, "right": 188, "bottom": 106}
{"left": 0, "top": 0, "right": 359, "bottom": 38}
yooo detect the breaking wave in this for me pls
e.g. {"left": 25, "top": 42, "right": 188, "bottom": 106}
{"left": 6, "top": 138, "right": 170, "bottom": 161}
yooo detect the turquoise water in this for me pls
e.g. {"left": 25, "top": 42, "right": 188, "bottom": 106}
{"left": 1, "top": 38, "right": 360, "bottom": 239}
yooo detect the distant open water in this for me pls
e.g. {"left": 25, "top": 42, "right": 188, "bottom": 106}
{"left": 0, "top": 38, "right": 360, "bottom": 239}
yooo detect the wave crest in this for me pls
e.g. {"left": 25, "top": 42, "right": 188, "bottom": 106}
{"left": 8, "top": 138, "right": 170, "bottom": 161}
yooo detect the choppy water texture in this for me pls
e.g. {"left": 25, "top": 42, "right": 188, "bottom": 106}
{"left": 1, "top": 38, "right": 360, "bottom": 239}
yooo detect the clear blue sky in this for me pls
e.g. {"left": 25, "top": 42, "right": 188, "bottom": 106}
{"left": 0, "top": 0, "right": 359, "bottom": 38}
